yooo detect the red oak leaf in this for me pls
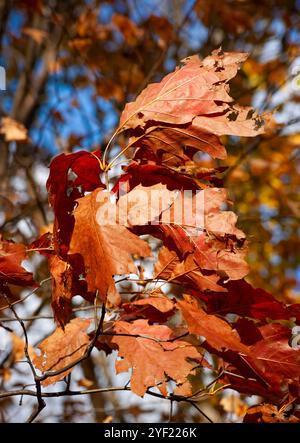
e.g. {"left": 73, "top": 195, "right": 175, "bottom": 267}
{"left": 122, "top": 293, "right": 176, "bottom": 323}
{"left": 101, "top": 319, "right": 205, "bottom": 396}
{"left": 119, "top": 50, "right": 250, "bottom": 130}
{"left": 69, "top": 188, "right": 151, "bottom": 304}
{"left": 46, "top": 150, "right": 104, "bottom": 256}
{"left": 178, "top": 298, "right": 250, "bottom": 354}
{"left": 0, "top": 235, "right": 37, "bottom": 288}
{"left": 33, "top": 318, "right": 91, "bottom": 386}
{"left": 194, "top": 279, "right": 300, "bottom": 323}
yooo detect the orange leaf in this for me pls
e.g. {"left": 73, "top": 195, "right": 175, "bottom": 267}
{"left": 105, "top": 320, "right": 204, "bottom": 396}
{"left": 69, "top": 189, "right": 151, "bottom": 304}
{"left": 33, "top": 318, "right": 90, "bottom": 386}
{"left": 178, "top": 299, "right": 250, "bottom": 354}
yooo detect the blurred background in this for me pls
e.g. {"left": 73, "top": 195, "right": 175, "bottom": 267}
{"left": 0, "top": 0, "right": 300, "bottom": 422}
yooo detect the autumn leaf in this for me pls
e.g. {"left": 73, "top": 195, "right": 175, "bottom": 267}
{"left": 33, "top": 318, "right": 90, "bottom": 386}
{"left": 116, "top": 183, "right": 178, "bottom": 227}
{"left": 112, "top": 162, "right": 203, "bottom": 193}
{"left": 101, "top": 319, "right": 205, "bottom": 396}
{"left": 48, "top": 254, "right": 73, "bottom": 327}
{"left": 122, "top": 292, "right": 176, "bottom": 323}
{"left": 155, "top": 247, "right": 228, "bottom": 292}
{"left": 130, "top": 124, "right": 227, "bottom": 160}
{"left": 244, "top": 404, "right": 300, "bottom": 423}
{"left": 209, "top": 318, "right": 300, "bottom": 400}
{"left": 112, "top": 13, "right": 143, "bottom": 46}
{"left": 46, "top": 150, "right": 105, "bottom": 256}
{"left": 194, "top": 279, "right": 300, "bottom": 322}
{"left": 246, "top": 323, "right": 300, "bottom": 387}
{"left": 1, "top": 0, "right": 300, "bottom": 423}
{"left": 10, "top": 333, "right": 35, "bottom": 363}
{"left": 10, "top": 333, "right": 25, "bottom": 363}
{"left": 152, "top": 187, "right": 249, "bottom": 289}
{"left": 193, "top": 105, "right": 265, "bottom": 137}
{"left": 129, "top": 295, "right": 175, "bottom": 312}
{"left": 22, "top": 27, "right": 48, "bottom": 44}
{"left": 0, "top": 235, "right": 37, "bottom": 288}
{"left": 178, "top": 299, "right": 250, "bottom": 354}
{"left": 30, "top": 234, "right": 94, "bottom": 326}
{"left": 119, "top": 50, "right": 249, "bottom": 131}
{"left": 69, "top": 188, "right": 151, "bottom": 304}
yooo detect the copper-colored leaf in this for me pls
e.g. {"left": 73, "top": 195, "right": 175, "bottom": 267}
{"left": 122, "top": 293, "right": 176, "bottom": 323}
{"left": 131, "top": 124, "right": 227, "bottom": 160}
{"left": 220, "top": 394, "right": 248, "bottom": 417}
{"left": 48, "top": 255, "right": 73, "bottom": 327}
{"left": 193, "top": 105, "right": 265, "bottom": 137}
{"left": 155, "top": 247, "right": 227, "bottom": 292}
{"left": 244, "top": 404, "right": 300, "bottom": 423}
{"left": 130, "top": 296, "right": 174, "bottom": 313}
{"left": 0, "top": 235, "right": 36, "bottom": 287}
{"left": 10, "top": 333, "right": 25, "bottom": 363}
{"left": 119, "top": 51, "right": 248, "bottom": 131}
{"left": 178, "top": 299, "right": 250, "bottom": 354}
{"left": 104, "top": 319, "right": 204, "bottom": 396}
{"left": 69, "top": 189, "right": 151, "bottom": 303}
{"left": 152, "top": 187, "right": 248, "bottom": 288}
{"left": 46, "top": 150, "right": 104, "bottom": 256}
{"left": 33, "top": 318, "right": 90, "bottom": 386}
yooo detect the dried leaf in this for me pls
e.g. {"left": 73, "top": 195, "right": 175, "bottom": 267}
{"left": 244, "top": 404, "right": 300, "bottom": 423}
{"left": 34, "top": 318, "right": 90, "bottom": 386}
{"left": 119, "top": 51, "right": 248, "bottom": 131}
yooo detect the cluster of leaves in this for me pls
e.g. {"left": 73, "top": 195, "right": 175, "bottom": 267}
{"left": 1, "top": 48, "right": 300, "bottom": 422}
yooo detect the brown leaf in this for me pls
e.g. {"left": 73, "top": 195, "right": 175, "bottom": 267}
{"left": 193, "top": 105, "right": 265, "bottom": 137}
{"left": 112, "top": 14, "right": 143, "bottom": 46}
{"left": 48, "top": 255, "right": 73, "bottom": 327}
{"left": 33, "top": 318, "right": 90, "bottom": 386}
{"left": 244, "top": 404, "right": 300, "bottom": 423}
{"left": 131, "top": 124, "right": 227, "bottom": 160}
